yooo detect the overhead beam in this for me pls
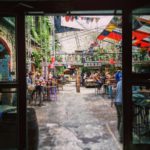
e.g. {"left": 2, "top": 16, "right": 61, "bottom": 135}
{"left": 0, "top": 0, "right": 149, "bottom": 13}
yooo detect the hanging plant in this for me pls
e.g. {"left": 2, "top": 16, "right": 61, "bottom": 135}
{"left": 26, "top": 16, "right": 54, "bottom": 69}
{"left": 31, "top": 51, "right": 43, "bottom": 69}
{"left": 31, "top": 27, "right": 40, "bottom": 42}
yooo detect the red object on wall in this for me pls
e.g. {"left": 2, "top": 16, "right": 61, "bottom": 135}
{"left": 109, "top": 58, "right": 116, "bottom": 65}
{"left": 51, "top": 57, "right": 55, "bottom": 63}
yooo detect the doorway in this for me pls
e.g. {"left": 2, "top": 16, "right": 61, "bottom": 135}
{"left": 25, "top": 14, "right": 123, "bottom": 150}
{"left": 0, "top": 2, "right": 150, "bottom": 150}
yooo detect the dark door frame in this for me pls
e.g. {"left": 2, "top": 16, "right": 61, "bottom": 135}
{"left": 0, "top": 12, "right": 26, "bottom": 149}
{"left": 0, "top": 1, "right": 150, "bottom": 150}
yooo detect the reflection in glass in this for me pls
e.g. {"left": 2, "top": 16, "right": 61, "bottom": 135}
{"left": 0, "top": 17, "right": 16, "bottom": 82}
{"left": 132, "top": 15, "right": 150, "bottom": 73}
{"left": 0, "top": 88, "right": 17, "bottom": 149}
{"left": 132, "top": 86, "right": 150, "bottom": 144}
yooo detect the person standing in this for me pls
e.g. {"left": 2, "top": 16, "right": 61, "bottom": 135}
{"left": 34, "top": 73, "right": 45, "bottom": 106}
{"left": 114, "top": 67, "right": 122, "bottom": 83}
{"left": 105, "top": 71, "right": 113, "bottom": 98}
{"left": 26, "top": 72, "right": 35, "bottom": 105}
{"left": 26, "top": 72, "right": 33, "bottom": 85}
{"left": 112, "top": 76, "right": 123, "bottom": 143}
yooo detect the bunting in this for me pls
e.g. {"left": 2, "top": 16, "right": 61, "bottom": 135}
{"left": 97, "top": 30, "right": 110, "bottom": 40}
{"left": 97, "top": 17, "right": 122, "bottom": 42}
{"left": 133, "top": 40, "right": 150, "bottom": 48}
{"left": 107, "top": 31, "right": 122, "bottom": 42}
{"left": 97, "top": 16, "right": 150, "bottom": 47}
{"left": 132, "top": 16, "right": 150, "bottom": 49}
{"left": 105, "top": 23, "right": 117, "bottom": 32}
{"left": 64, "top": 16, "right": 101, "bottom": 23}
{"left": 97, "top": 28, "right": 122, "bottom": 42}
{"left": 132, "top": 31, "right": 149, "bottom": 41}
{"left": 61, "top": 16, "right": 113, "bottom": 30}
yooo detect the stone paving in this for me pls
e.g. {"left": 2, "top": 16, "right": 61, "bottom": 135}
{"left": 34, "top": 82, "right": 122, "bottom": 150}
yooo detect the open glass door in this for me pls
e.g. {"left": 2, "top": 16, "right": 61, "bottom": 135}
{"left": 123, "top": 6, "right": 150, "bottom": 150}
{"left": 122, "top": 6, "right": 150, "bottom": 149}
{"left": 132, "top": 7, "right": 150, "bottom": 148}
{"left": 0, "top": 15, "right": 18, "bottom": 149}
{"left": 0, "top": 13, "right": 27, "bottom": 149}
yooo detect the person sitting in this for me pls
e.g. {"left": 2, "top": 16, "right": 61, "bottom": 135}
{"left": 94, "top": 72, "right": 103, "bottom": 89}
{"left": 34, "top": 73, "right": 45, "bottom": 105}
{"left": 105, "top": 72, "right": 114, "bottom": 98}
{"left": 89, "top": 72, "right": 95, "bottom": 79}
{"left": 26, "top": 72, "right": 35, "bottom": 104}
{"left": 26, "top": 72, "right": 33, "bottom": 85}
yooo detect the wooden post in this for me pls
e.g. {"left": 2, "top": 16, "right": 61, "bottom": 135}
{"left": 76, "top": 67, "right": 80, "bottom": 93}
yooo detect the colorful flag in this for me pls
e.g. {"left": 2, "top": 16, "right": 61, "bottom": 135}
{"left": 97, "top": 30, "right": 110, "bottom": 40}
{"left": 107, "top": 31, "right": 122, "bottom": 41}
{"left": 106, "top": 23, "right": 117, "bottom": 32}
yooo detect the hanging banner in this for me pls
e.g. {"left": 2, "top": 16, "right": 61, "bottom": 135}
{"left": 61, "top": 16, "right": 113, "bottom": 30}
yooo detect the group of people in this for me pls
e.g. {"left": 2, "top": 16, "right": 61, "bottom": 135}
{"left": 26, "top": 72, "right": 63, "bottom": 106}
{"left": 27, "top": 68, "right": 123, "bottom": 142}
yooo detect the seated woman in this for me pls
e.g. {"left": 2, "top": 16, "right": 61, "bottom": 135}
{"left": 34, "top": 73, "right": 45, "bottom": 105}
{"left": 105, "top": 72, "right": 115, "bottom": 99}
{"left": 94, "top": 73, "right": 103, "bottom": 89}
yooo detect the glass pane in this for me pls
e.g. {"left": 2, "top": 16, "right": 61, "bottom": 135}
{"left": 132, "top": 85, "right": 150, "bottom": 144}
{"left": 0, "top": 17, "right": 16, "bottom": 82}
{"left": 132, "top": 13, "right": 150, "bottom": 73}
{"left": 0, "top": 88, "right": 17, "bottom": 149}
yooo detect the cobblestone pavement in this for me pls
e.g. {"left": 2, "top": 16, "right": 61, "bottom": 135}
{"left": 34, "top": 82, "right": 122, "bottom": 150}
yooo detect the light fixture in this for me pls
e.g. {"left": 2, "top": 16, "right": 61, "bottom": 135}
{"left": 67, "top": 10, "right": 122, "bottom": 15}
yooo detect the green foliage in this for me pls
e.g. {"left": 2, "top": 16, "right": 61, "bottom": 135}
{"left": 26, "top": 16, "right": 54, "bottom": 69}
{"left": 56, "top": 55, "right": 62, "bottom": 62}
{"left": 31, "top": 50, "right": 43, "bottom": 69}
{"left": 56, "top": 66, "right": 65, "bottom": 75}
{"left": 31, "top": 27, "right": 40, "bottom": 42}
